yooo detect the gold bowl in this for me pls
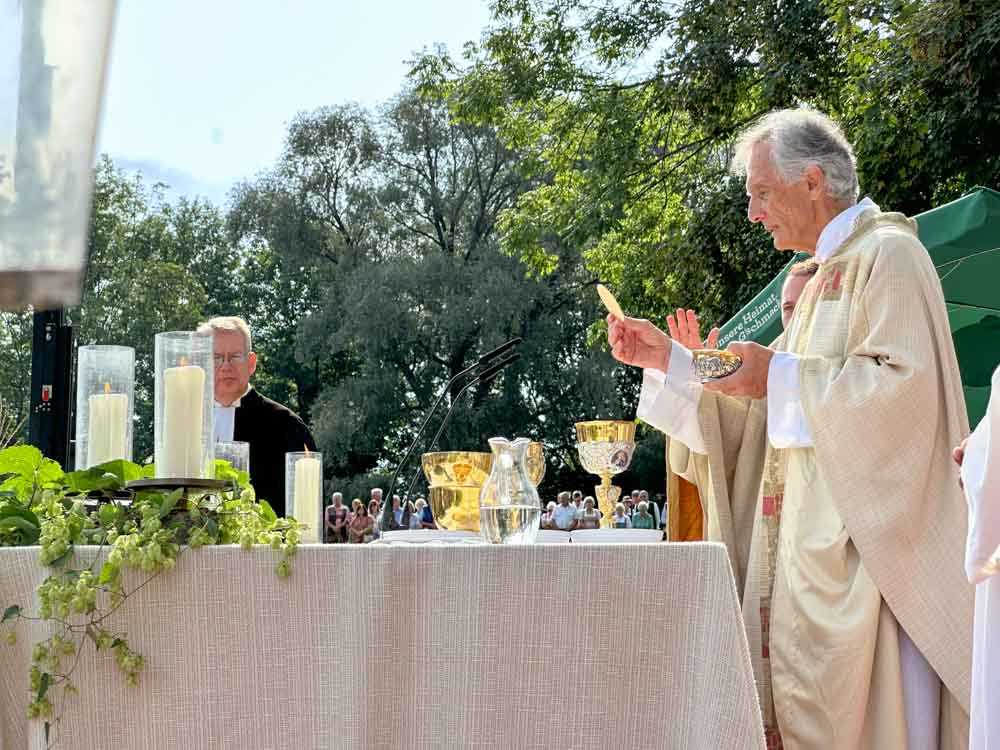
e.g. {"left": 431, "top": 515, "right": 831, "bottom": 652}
{"left": 422, "top": 443, "right": 545, "bottom": 531}
{"left": 692, "top": 349, "right": 742, "bottom": 381}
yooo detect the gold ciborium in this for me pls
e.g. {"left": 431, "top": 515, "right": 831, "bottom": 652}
{"left": 575, "top": 421, "right": 637, "bottom": 528}
{"left": 422, "top": 442, "right": 545, "bottom": 532}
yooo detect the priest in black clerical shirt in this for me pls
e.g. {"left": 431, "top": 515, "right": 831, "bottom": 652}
{"left": 198, "top": 317, "right": 317, "bottom": 518}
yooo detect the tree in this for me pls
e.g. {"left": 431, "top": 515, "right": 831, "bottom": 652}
{"left": 230, "top": 87, "right": 640, "bottom": 495}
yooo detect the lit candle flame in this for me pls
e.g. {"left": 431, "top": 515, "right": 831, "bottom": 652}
{"left": 103, "top": 382, "right": 111, "bottom": 395}
{"left": 304, "top": 445, "right": 310, "bottom": 456}
{"left": 179, "top": 356, "right": 189, "bottom": 367}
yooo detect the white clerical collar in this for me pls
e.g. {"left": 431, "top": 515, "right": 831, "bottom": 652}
{"left": 215, "top": 385, "right": 252, "bottom": 409}
{"left": 815, "top": 196, "right": 880, "bottom": 263}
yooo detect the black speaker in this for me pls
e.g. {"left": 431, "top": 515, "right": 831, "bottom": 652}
{"left": 28, "top": 310, "right": 74, "bottom": 467}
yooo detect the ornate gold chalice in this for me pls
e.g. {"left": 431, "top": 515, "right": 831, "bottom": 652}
{"left": 422, "top": 442, "right": 545, "bottom": 532}
{"left": 575, "top": 421, "right": 637, "bottom": 528}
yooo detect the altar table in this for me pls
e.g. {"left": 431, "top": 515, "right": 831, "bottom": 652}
{"left": 0, "top": 543, "right": 764, "bottom": 749}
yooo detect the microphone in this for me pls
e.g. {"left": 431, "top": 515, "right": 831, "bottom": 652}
{"left": 379, "top": 339, "right": 522, "bottom": 530}
{"left": 398, "top": 352, "right": 521, "bottom": 526}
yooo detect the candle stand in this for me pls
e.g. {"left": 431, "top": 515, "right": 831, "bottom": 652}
{"left": 75, "top": 345, "right": 134, "bottom": 469}
{"left": 154, "top": 331, "right": 214, "bottom": 479}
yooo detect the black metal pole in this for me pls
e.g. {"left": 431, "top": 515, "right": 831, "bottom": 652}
{"left": 28, "top": 310, "right": 74, "bottom": 466}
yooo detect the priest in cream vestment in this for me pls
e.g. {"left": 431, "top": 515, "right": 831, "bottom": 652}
{"left": 608, "top": 108, "right": 973, "bottom": 749}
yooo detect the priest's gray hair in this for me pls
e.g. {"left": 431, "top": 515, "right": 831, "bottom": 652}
{"left": 731, "top": 108, "right": 860, "bottom": 204}
{"left": 197, "top": 316, "right": 252, "bottom": 353}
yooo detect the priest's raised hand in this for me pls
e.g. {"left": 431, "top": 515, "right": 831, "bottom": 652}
{"left": 607, "top": 314, "right": 672, "bottom": 371}
{"left": 665, "top": 308, "right": 719, "bottom": 351}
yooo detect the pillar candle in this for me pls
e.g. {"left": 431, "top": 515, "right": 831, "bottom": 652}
{"left": 293, "top": 456, "right": 322, "bottom": 543}
{"left": 161, "top": 364, "right": 205, "bottom": 477}
{"left": 86, "top": 386, "right": 128, "bottom": 467}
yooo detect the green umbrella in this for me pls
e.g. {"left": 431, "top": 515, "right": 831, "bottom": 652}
{"left": 718, "top": 186, "right": 1000, "bottom": 427}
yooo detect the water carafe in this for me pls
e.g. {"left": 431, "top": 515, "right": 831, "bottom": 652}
{"left": 478, "top": 437, "right": 541, "bottom": 544}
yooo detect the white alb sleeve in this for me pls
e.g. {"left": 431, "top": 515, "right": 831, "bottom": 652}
{"left": 766, "top": 352, "right": 814, "bottom": 449}
{"left": 636, "top": 343, "right": 706, "bottom": 454}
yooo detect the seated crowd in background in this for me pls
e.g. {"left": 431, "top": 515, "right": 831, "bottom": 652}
{"left": 324, "top": 486, "right": 665, "bottom": 542}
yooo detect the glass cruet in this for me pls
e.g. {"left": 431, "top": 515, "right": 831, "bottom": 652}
{"left": 478, "top": 437, "right": 542, "bottom": 544}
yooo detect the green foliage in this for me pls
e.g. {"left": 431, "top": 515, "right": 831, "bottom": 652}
{"left": 441, "top": 0, "right": 1000, "bottom": 333}
{"left": 0, "top": 445, "right": 63, "bottom": 503}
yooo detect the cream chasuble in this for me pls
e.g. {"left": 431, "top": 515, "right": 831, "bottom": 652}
{"left": 653, "top": 210, "right": 973, "bottom": 749}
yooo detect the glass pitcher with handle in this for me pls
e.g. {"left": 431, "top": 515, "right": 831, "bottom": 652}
{"left": 478, "top": 437, "right": 542, "bottom": 544}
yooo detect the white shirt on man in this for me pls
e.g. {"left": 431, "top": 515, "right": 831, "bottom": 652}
{"left": 213, "top": 385, "right": 252, "bottom": 443}
{"left": 551, "top": 503, "right": 577, "bottom": 530}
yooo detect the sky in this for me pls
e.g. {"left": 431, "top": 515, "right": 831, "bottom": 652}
{"left": 96, "top": 1, "right": 492, "bottom": 206}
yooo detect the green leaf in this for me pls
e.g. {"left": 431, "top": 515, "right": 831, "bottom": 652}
{"left": 37, "top": 671, "right": 49, "bottom": 701}
{"left": 257, "top": 500, "right": 277, "bottom": 524}
{"left": 157, "top": 489, "right": 183, "bottom": 518}
{"left": 63, "top": 460, "right": 141, "bottom": 493}
{"left": 0, "top": 505, "right": 40, "bottom": 544}
{"left": 98, "top": 562, "right": 118, "bottom": 585}
{"left": 0, "top": 515, "right": 39, "bottom": 536}
{"left": 97, "top": 503, "right": 121, "bottom": 528}
{"left": 2, "top": 604, "right": 20, "bottom": 623}
{"left": 0, "top": 446, "right": 63, "bottom": 501}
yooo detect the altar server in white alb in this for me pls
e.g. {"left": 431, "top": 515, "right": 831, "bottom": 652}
{"left": 609, "top": 108, "right": 973, "bottom": 748}
{"left": 954, "top": 365, "right": 1000, "bottom": 750}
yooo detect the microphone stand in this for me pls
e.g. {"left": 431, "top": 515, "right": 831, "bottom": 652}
{"left": 399, "top": 353, "right": 521, "bottom": 521}
{"left": 379, "top": 339, "right": 521, "bottom": 531}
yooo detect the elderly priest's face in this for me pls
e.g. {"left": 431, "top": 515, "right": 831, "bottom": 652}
{"left": 746, "top": 141, "right": 830, "bottom": 253}
{"left": 213, "top": 330, "right": 257, "bottom": 406}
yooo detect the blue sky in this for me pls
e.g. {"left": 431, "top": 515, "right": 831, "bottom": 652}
{"left": 97, "top": 1, "right": 492, "bottom": 206}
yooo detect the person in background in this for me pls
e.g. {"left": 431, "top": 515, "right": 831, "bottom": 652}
{"left": 552, "top": 491, "right": 578, "bottom": 531}
{"left": 540, "top": 501, "right": 557, "bottom": 529}
{"left": 367, "top": 499, "right": 381, "bottom": 540}
{"left": 369, "top": 487, "right": 383, "bottom": 523}
{"left": 200, "top": 316, "right": 316, "bottom": 517}
{"left": 631, "top": 501, "right": 657, "bottom": 530}
{"left": 654, "top": 493, "right": 668, "bottom": 530}
{"left": 571, "top": 490, "right": 583, "bottom": 508}
{"left": 611, "top": 503, "right": 631, "bottom": 529}
{"left": 348, "top": 504, "right": 373, "bottom": 543}
{"left": 623, "top": 496, "right": 636, "bottom": 518}
{"left": 417, "top": 497, "right": 435, "bottom": 529}
{"left": 576, "top": 496, "right": 601, "bottom": 530}
{"left": 638, "top": 490, "right": 662, "bottom": 529}
{"left": 408, "top": 501, "right": 423, "bottom": 530}
{"left": 325, "top": 492, "right": 349, "bottom": 544}
{"left": 390, "top": 495, "right": 404, "bottom": 529}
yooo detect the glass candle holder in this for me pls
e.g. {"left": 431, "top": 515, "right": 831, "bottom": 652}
{"left": 75, "top": 345, "right": 134, "bottom": 469}
{"left": 286, "top": 451, "right": 323, "bottom": 543}
{"left": 154, "top": 331, "right": 214, "bottom": 479}
{"left": 0, "top": 0, "right": 118, "bottom": 309}
{"left": 215, "top": 441, "right": 249, "bottom": 474}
